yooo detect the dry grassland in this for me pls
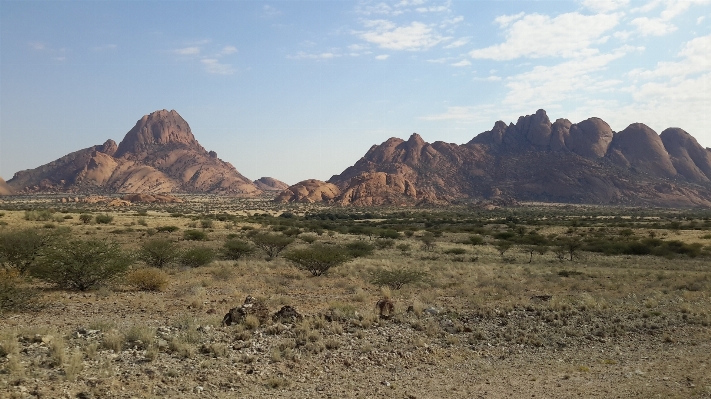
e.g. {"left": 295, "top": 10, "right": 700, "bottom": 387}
{"left": 0, "top": 196, "right": 709, "bottom": 398}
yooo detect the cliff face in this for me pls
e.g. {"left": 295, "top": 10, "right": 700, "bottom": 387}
{"left": 7, "top": 110, "right": 262, "bottom": 195}
{"left": 279, "top": 109, "right": 711, "bottom": 207}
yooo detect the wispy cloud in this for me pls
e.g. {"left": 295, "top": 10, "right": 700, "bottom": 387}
{"left": 443, "top": 37, "right": 469, "bottom": 49}
{"left": 288, "top": 51, "right": 339, "bottom": 60}
{"left": 28, "top": 42, "right": 46, "bottom": 50}
{"left": 262, "top": 5, "right": 282, "bottom": 18}
{"left": 450, "top": 60, "right": 470, "bottom": 67}
{"left": 201, "top": 59, "right": 234, "bottom": 75}
{"left": 218, "top": 45, "right": 238, "bottom": 56}
{"left": 375, "top": 54, "right": 390, "bottom": 60}
{"left": 173, "top": 46, "right": 200, "bottom": 55}
{"left": 630, "top": 17, "right": 677, "bottom": 36}
{"left": 357, "top": 20, "right": 449, "bottom": 51}
{"left": 582, "top": 0, "right": 630, "bottom": 13}
{"left": 470, "top": 12, "right": 621, "bottom": 60}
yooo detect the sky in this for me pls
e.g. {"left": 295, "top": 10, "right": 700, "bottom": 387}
{"left": 1, "top": 0, "right": 710, "bottom": 185}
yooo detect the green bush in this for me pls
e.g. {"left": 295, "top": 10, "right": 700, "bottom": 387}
{"left": 138, "top": 239, "right": 179, "bottom": 268}
{"left": 24, "top": 209, "right": 53, "bottom": 221}
{"left": 95, "top": 214, "right": 114, "bottom": 224}
{"left": 180, "top": 247, "right": 216, "bottom": 267}
{"left": 300, "top": 234, "right": 318, "bottom": 244}
{"left": 0, "top": 228, "right": 47, "bottom": 273}
{"left": 222, "top": 239, "right": 255, "bottom": 260}
{"left": 32, "top": 239, "right": 132, "bottom": 291}
{"left": 379, "top": 229, "right": 400, "bottom": 239}
{"left": 184, "top": 229, "right": 208, "bottom": 241}
{"left": 284, "top": 244, "right": 353, "bottom": 276}
{"left": 345, "top": 241, "right": 375, "bottom": 258}
{"left": 250, "top": 233, "right": 294, "bottom": 260}
{"left": 200, "top": 219, "right": 214, "bottom": 229}
{"left": 79, "top": 214, "right": 93, "bottom": 224}
{"left": 374, "top": 238, "right": 395, "bottom": 249}
{"left": 371, "top": 268, "right": 427, "bottom": 290}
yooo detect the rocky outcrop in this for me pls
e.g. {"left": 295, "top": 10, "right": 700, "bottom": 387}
{"left": 660, "top": 128, "right": 711, "bottom": 183}
{"left": 607, "top": 123, "right": 677, "bottom": 178}
{"left": 274, "top": 180, "right": 341, "bottom": 203}
{"left": 0, "top": 177, "right": 13, "bottom": 195}
{"left": 279, "top": 109, "right": 711, "bottom": 208}
{"left": 7, "top": 110, "right": 262, "bottom": 195}
{"left": 253, "top": 177, "right": 289, "bottom": 191}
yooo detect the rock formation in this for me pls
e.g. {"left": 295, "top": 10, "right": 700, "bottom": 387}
{"left": 0, "top": 177, "right": 13, "bottom": 195}
{"left": 253, "top": 177, "right": 289, "bottom": 191}
{"left": 278, "top": 109, "right": 711, "bottom": 208}
{"left": 7, "top": 110, "right": 262, "bottom": 195}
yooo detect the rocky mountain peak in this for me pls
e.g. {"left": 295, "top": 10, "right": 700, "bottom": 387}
{"left": 115, "top": 109, "right": 199, "bottom": 158}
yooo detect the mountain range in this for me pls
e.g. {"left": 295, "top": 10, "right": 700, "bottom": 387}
{"left": 5, "top": 108, "right": 711, "bottom": 208}
{"left": 276, "top": 109, "right": 711, "bottom": 208}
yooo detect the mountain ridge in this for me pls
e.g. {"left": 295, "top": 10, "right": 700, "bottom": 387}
{"left": 278, "top": 109, "right": 711, "bottom": 208}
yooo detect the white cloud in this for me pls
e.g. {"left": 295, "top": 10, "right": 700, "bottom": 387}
{"left": 698, "top": 16, "right": 706, "bottom": 24}
{"left": 356, "top": 2, "right": 402, "bottom": 16}
{"left": 420, "top": 105, "right": 499, "bottom": 122}
{"left": 358, "top": 20, "right": 449, "bottom": 51}
{"left": 494, "top": 12, "right": 525, "bottom": 27}
{"left": 451, "top": 60, "right": 471, "bottom": 67}
{"left": 487, "top": 75, "right": 502, "bottom": 81}
{"left": 630, "top": 17, "right": 677, "bottom": 36}
{"left": 288, "top": 51, "right": 339, "bottom": 60}
{"left": 470, "top": 12, "right": 621, "bottom": 60}
{"left": 500, "top": 47, "right": 634, "bottom": 109}
{"left": 426, "top": 57, "right": 453, "bottom": 63}
{"left": 629, "top": 34, "right": 711, "bottom": 79}
{"left": 174, "top": 47, "right": 200, "bottom": 55}
{"left": 443, "top": 37, "right": 469, "bottom": 48}
{"left": 582, "top": 0, "right": 630, "bottom": 13}
{"left": 441, "top": 16, "right": 464, "bottom": 26}
{"left": 375, "top": 54, "right": 390, "bottom": 60}
{"left": 219, "top": 45, "right": 237, "bottom": 55}
{"left": 201, "top": 59, "right": 234, "bottom": 75}
{"left": 613, "top": 30, "right": 633, "bottom": 40}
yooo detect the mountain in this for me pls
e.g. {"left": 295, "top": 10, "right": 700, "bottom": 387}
{"left": 277, "top": 109, "right": 711, "bottom": 208}
{"left": 0, "top": 177, "right": 13, "bottom": 195}
{"left": 7, "top": 110, "right": 262, "bottom": 195}
{"left": 253, "top": 177, "right": 289, "bottom": 191}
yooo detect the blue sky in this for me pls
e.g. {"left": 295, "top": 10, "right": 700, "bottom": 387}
{"left": 1, "top": 0, "right": 710, "bottom": 184}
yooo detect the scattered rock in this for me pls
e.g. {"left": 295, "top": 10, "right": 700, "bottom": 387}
{"left": 222, "top": 296, "right": 270, "bottom": 326}
{"left": 272, "top": 305, "right": 303, "bottom": 324}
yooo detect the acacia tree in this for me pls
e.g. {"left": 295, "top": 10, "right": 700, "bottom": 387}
{"left": 0, "top": 229, "right": 47, "bottom": 274}
{"left": 284, "top": 244, "right": 352, "bottom": 276}
{"left": 32, "top": 239, "right": 132, "bottom": 291}
{"left": 250, "top": 233, "right": 294, "bottom": 260}
{"left": 138, "top": 239, "right": 179, "bottom": 268}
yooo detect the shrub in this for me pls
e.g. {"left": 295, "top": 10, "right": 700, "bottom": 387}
{"left": 126, "top": 268, "right": 169, "bottom": 291}
{"left": 200, "top": 219, "right": 213, "bottom": 229}
{"left": 0, "top": 228, "right": 47, "bottom": 273}
{"left": 284, "top": 244, "right": 353, "bottom": 276}
{"left": 250, "top": 233, "right": 294, "bottom": 260}
{"left": 0, "top": 269, "right": 38, "bottom": 312}
{"left": 379, "top": 229, "right": 400, "bottom": 239}
{"left": 32, "top": 239, "right": 132, "bottom": 291}
{"left": 138, "top": 239, "right": 179, "bottom": 268}
{"left": 466, "top": 235, "right": 484, "bottom": 246}
{"left": 222, "top": 239, "right": 255, "bottom": 261}
{"left": 345, "top": 241, "right": 375, "bottom": 258}
{"left": 396, "top": 243, "right": 412, "bottom": 253}
{"left": 374, "top": 238, "right": 395, "bottom": 249}
{"left": 300, "top": 234, "right": 318, "bottom": 244}
{"left": 444, "top": 247, "right": 467, "bottom": 255}
{"left": 24, "top": 209, "right": 53, "bottom": 221}
{"left": 371, "top": 268, "right": 427, "bottom": 290}
{"left": 184, "top": 229, "right": 208, "bottom": 241}
{"left": 95, "top": 214, "right": 114, "bottom": 224}
{"left": 420, "top": 233, "right": 436, "bottom": 251}
{"left": 79, "top": 214, "right": 93, "bottom": 224}
{"left": 180, "top": 247, "right": 216, "bottom": 267}
{"left": 156, "top": 225, "right": 180, "bottom": 233}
